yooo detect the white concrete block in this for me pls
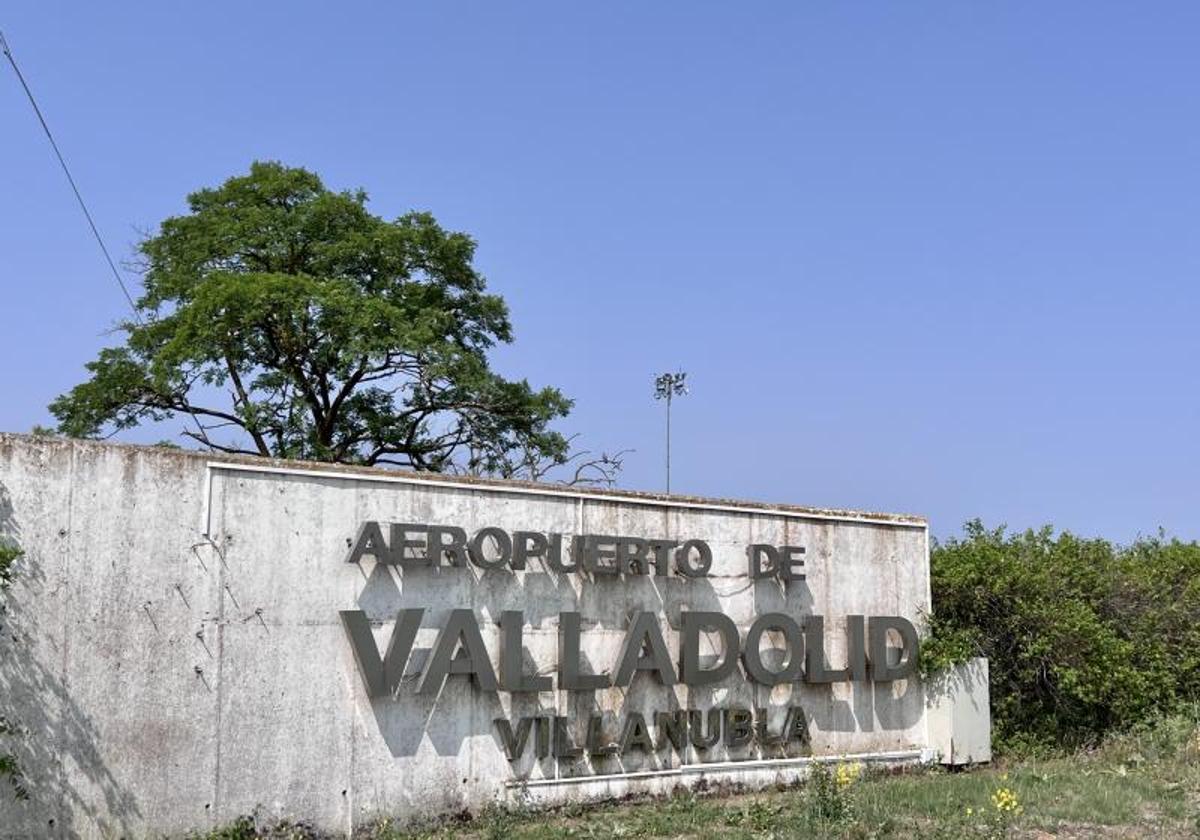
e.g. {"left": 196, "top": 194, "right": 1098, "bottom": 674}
{"left": 925, "top": 658, "right": 992, "bottom": 765}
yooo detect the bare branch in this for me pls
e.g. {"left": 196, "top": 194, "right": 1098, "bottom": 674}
{"left": 180, "top": 429, "right": 262, "bottom": 456}
{"left": 567, "top": 449, "right": 633, "bottom": 488}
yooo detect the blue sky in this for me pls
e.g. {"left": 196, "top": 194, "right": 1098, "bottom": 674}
{"left": 2, "top": 3, "right": 1197, "bottom": 541}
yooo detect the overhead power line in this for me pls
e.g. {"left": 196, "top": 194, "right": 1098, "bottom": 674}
{"left": 1, "top": 29, "right": 141, "bottom": 319}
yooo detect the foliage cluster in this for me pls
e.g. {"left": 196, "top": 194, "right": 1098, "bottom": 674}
{"left": 926, "top": 519, "right": 1200, "bottom": 751}
{"left": 0, "top": 542, "right": 18, "bottom": 590}
{"left": 49, "top": 162, "right": 580, "bottom": 479}
{"left": 0, "top": 542, "right": 26, "bottom": 800}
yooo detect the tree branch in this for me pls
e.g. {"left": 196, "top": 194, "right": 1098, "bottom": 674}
{"left": 223, "top": 354, "right": 270, "bottom": 456}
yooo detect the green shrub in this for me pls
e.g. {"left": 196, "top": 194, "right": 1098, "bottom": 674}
{"left": 199, "top": 816, "right": 257, "bottom": 840}
{"left": 0, "top": 542, "right": 18, "bottom": 590}
{"left": 928, "top": 520, "right": 1200, "bottom": 751}
{"left": 0, "top": 541, "right": 26, "bottom": 800}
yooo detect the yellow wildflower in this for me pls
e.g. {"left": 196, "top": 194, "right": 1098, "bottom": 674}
{"left": 991, "top": 787, "right": 1019, "bottom": 813}
{"left": 834, "top": 762, "right": 862, "bottom": 789}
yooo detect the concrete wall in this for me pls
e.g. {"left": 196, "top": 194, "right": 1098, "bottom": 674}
{"left": 0, "top": 435, "right": 932, "bottom": 838}
{"left": 926, "top": 658, "right": 991, "bottom": 765}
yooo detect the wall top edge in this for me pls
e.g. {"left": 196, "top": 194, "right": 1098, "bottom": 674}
{"left": 0, "top": 433, "right": 928, "bottom": 528}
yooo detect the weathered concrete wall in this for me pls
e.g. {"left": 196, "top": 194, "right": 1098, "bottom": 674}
{"left": 926, "top": 658, "right": 991, "bottom": 766}
{"left": 0, "top": 434, "right": 932, "bottom": 838}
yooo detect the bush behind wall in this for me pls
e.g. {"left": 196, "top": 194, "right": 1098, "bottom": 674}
{"left": 927, "top": 520, "right": 1200, "bottom": 753}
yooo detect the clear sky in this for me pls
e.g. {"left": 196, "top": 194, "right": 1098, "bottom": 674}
{"left": 2, "top": 3, "right": 1197, "bottom": 542}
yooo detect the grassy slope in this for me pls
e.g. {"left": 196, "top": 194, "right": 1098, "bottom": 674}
{"left": 200, "top": 716, "right": 1200, "bottom": 840}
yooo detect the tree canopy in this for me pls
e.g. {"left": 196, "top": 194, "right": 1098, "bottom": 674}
{"left": 50, "top": 162, "right": 578, "bottom": 475}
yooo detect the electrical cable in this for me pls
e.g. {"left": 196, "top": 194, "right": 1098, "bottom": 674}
{"left": 1, "top": 29, "right": 142, "bottom": 321}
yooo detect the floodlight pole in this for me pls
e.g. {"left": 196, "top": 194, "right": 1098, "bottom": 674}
{"left": 665, "top": 389, "right": 673, "bottom": 494}
{"left": 654, "top": 371, "right": 688, "bottom": 494}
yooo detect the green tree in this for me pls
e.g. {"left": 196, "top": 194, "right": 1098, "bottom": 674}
{"left": 50, "top": 162, "right": 580, "bottom": 475}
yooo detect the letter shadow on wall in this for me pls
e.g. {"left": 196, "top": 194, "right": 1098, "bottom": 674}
{"left": 795, "top": 678, "right": 923, "bottom": 735}
{"left": 355, "top": 558, "right": 581, "bottom": 628}
{"left": 355, "top": 559, "right": 572, "bottom": 760}
{"left": 366, "top": 643, "right": 557, "bottom": 773}
{"left": 350, "top": 556, "right": 920, "bottom": 763}
{"left": 556, "top": 666, "right": 687, "bottom": 778}
{"left": 748, "top": 576, "right": 922, "bottom": 737}
{"left": 352, "top": 556, "right": 720, "bottom": 762}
